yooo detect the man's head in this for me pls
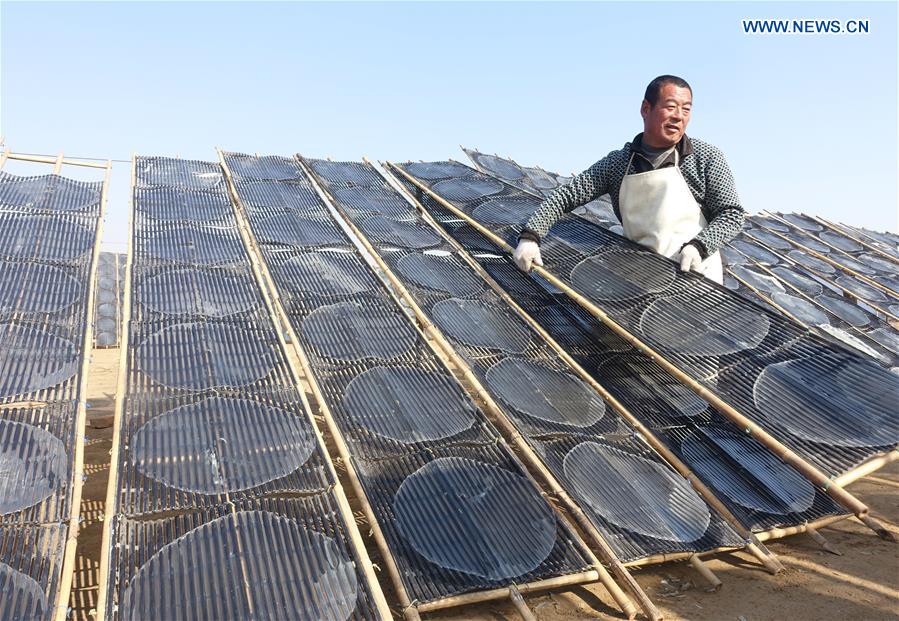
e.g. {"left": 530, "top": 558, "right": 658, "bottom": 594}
{"left": 641, "top": 75, "right": 692, "bottom": 148}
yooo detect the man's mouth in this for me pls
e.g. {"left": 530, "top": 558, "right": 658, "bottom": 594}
{"left": 665, "top": 124, "right": 680, "bottom": 132}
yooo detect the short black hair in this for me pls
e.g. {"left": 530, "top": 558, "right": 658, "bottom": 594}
{"left": 644, "top": 75, "right": 692, "bottom": 107}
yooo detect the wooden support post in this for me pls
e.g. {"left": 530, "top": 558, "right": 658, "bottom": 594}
{"left": 388, "top": 162, "right": 894, "bottom": 543}
{"left": 52, "top": 151, "right": 64, "bottom": 174}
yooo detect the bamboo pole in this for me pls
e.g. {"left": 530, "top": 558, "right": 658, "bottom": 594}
{"left": 54, "top": 160, "right": 111, "bottom": 621}
{"left": 414, "top": 572, "right": 603, "bottom": 614}
{"left": 811, "top": 215, "right": 899, "bottom": 267}
{"left": 754, "top": 514, "right": 850, "bottom": 542}
{"left": 833, "top": 451, "right": 899, "bottom": 487}
{"left": 289, "top": 154, "right": 628, "bottom": 619}
{"left": 3, "top": 151, "right": 109, "bottom": 169}
{"left": 0, "top": 147, "right": 10, "bottom": 169}
{"left": 623, "top": 547, "right": 742, "bottom": 568}
{"left": 301, "top": 158, "right": 669, "bottom": 621}
{"left": 759, "top": 212, "right": 899, "bottom": 308}
{"left": 743, "top": 228, "right": 899, "bottom": 321}
{"left": 840, "top": 226, "right": 899, "bottom": 261}
{"left": 217, "top": 149, "right": 395, "bottom": 621}
{"left": 389, "top": 162, "right": 896, "bottom": 543}
{"left": 95, "top": 155, "right": 137, "bottom": 621}
{"left": 376, "top": 160, "right": 787, "bottom": 574}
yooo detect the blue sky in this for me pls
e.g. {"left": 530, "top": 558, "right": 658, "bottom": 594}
{"left": 2, "top": 1, "right": 896, "bottom": 250}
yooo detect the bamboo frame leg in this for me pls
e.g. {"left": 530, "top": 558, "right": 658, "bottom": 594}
{"left": 745, "top": 542, "right": 785, "bottom": 573}
{"left": 508, "top": 586, "right": 539, "bottom": 621}
{"left": 806, "top": 528, "right": 842, "bottom": 555}
{"left": 388, "top": 162, "right": 892, "bottom": 543}
{"left": 689, "top": 556, "right": 722, "bottom": 590}
{"left": 859, "top": 515, "right": 896, "bottom": 542}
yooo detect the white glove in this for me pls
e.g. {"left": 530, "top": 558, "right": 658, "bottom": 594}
{"left": 513, "top": 239, "right": 544, "bottom": 272}
{"left": 677, "top": 244, "right": 703, "bottom": 273}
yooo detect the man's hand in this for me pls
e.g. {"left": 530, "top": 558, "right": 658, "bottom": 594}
{"left": 513, "top": 239, "right": 543, "bottom": 272}
{"left": 677, "top": 244, "right": 703, "bottom": 273}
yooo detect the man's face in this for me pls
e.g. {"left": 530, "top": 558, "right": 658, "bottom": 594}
{"left": 641, "top": 83, "right": 692, "bottom": 148}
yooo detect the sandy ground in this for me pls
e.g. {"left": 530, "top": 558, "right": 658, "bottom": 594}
{"left": 72, "top": 348, "right": 899, "bottom": 621}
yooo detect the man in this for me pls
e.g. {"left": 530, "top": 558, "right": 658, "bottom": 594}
{"left": 513, "top": 75, "right": 744, "bottom": 284}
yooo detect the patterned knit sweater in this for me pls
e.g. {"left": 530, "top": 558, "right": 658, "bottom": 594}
{"left": 521, "top": 134, "right": 745, "bottom": 258}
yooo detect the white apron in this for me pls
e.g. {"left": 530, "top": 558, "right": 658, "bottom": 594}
{"left": 618, "top": 150, "right": 724, "bottom": 284}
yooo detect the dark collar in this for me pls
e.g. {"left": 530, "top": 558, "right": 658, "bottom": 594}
{"left": 632, "top": 132, "right": 693, "bottom": 158}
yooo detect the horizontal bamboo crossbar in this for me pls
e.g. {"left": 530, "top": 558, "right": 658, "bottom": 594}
{"left": 834, "top": 451, "right": 899, "bottom": 488}
{"left": 415, "top": 570, "right": 601, "bottom": 613}
{"left": 389, "top": 162, "right": 894, "bottom": 543}
{"left": 4, "top": 151, "right": 109, "bottom": 169}
{"left": 755, "top": 514, "right": 851, "bottom": 542}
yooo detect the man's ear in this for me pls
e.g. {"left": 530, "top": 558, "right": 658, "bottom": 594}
{"left": 640, "top": 99, "right": 650, "bottom": 120}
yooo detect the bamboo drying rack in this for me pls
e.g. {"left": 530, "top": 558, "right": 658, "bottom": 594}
{"left": 374, "top": 158, "right": 801, "bottom": 568}
{"left": 217, "top": 150, "right": 395, "bottom": 621}
{"left": 453, "top": 150, "right": 899, "bottom": 541}
{"left": 388, "top": 161, "right": 896, "bottom": 543}
{"left": 269, "top": 150, "right": 618, "bottom": 621}
{"left": 0, "top": 149, "right": 111, "bottom": 621}
{"left": 296, "top": 155, "right": 657, "bottom": 619}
